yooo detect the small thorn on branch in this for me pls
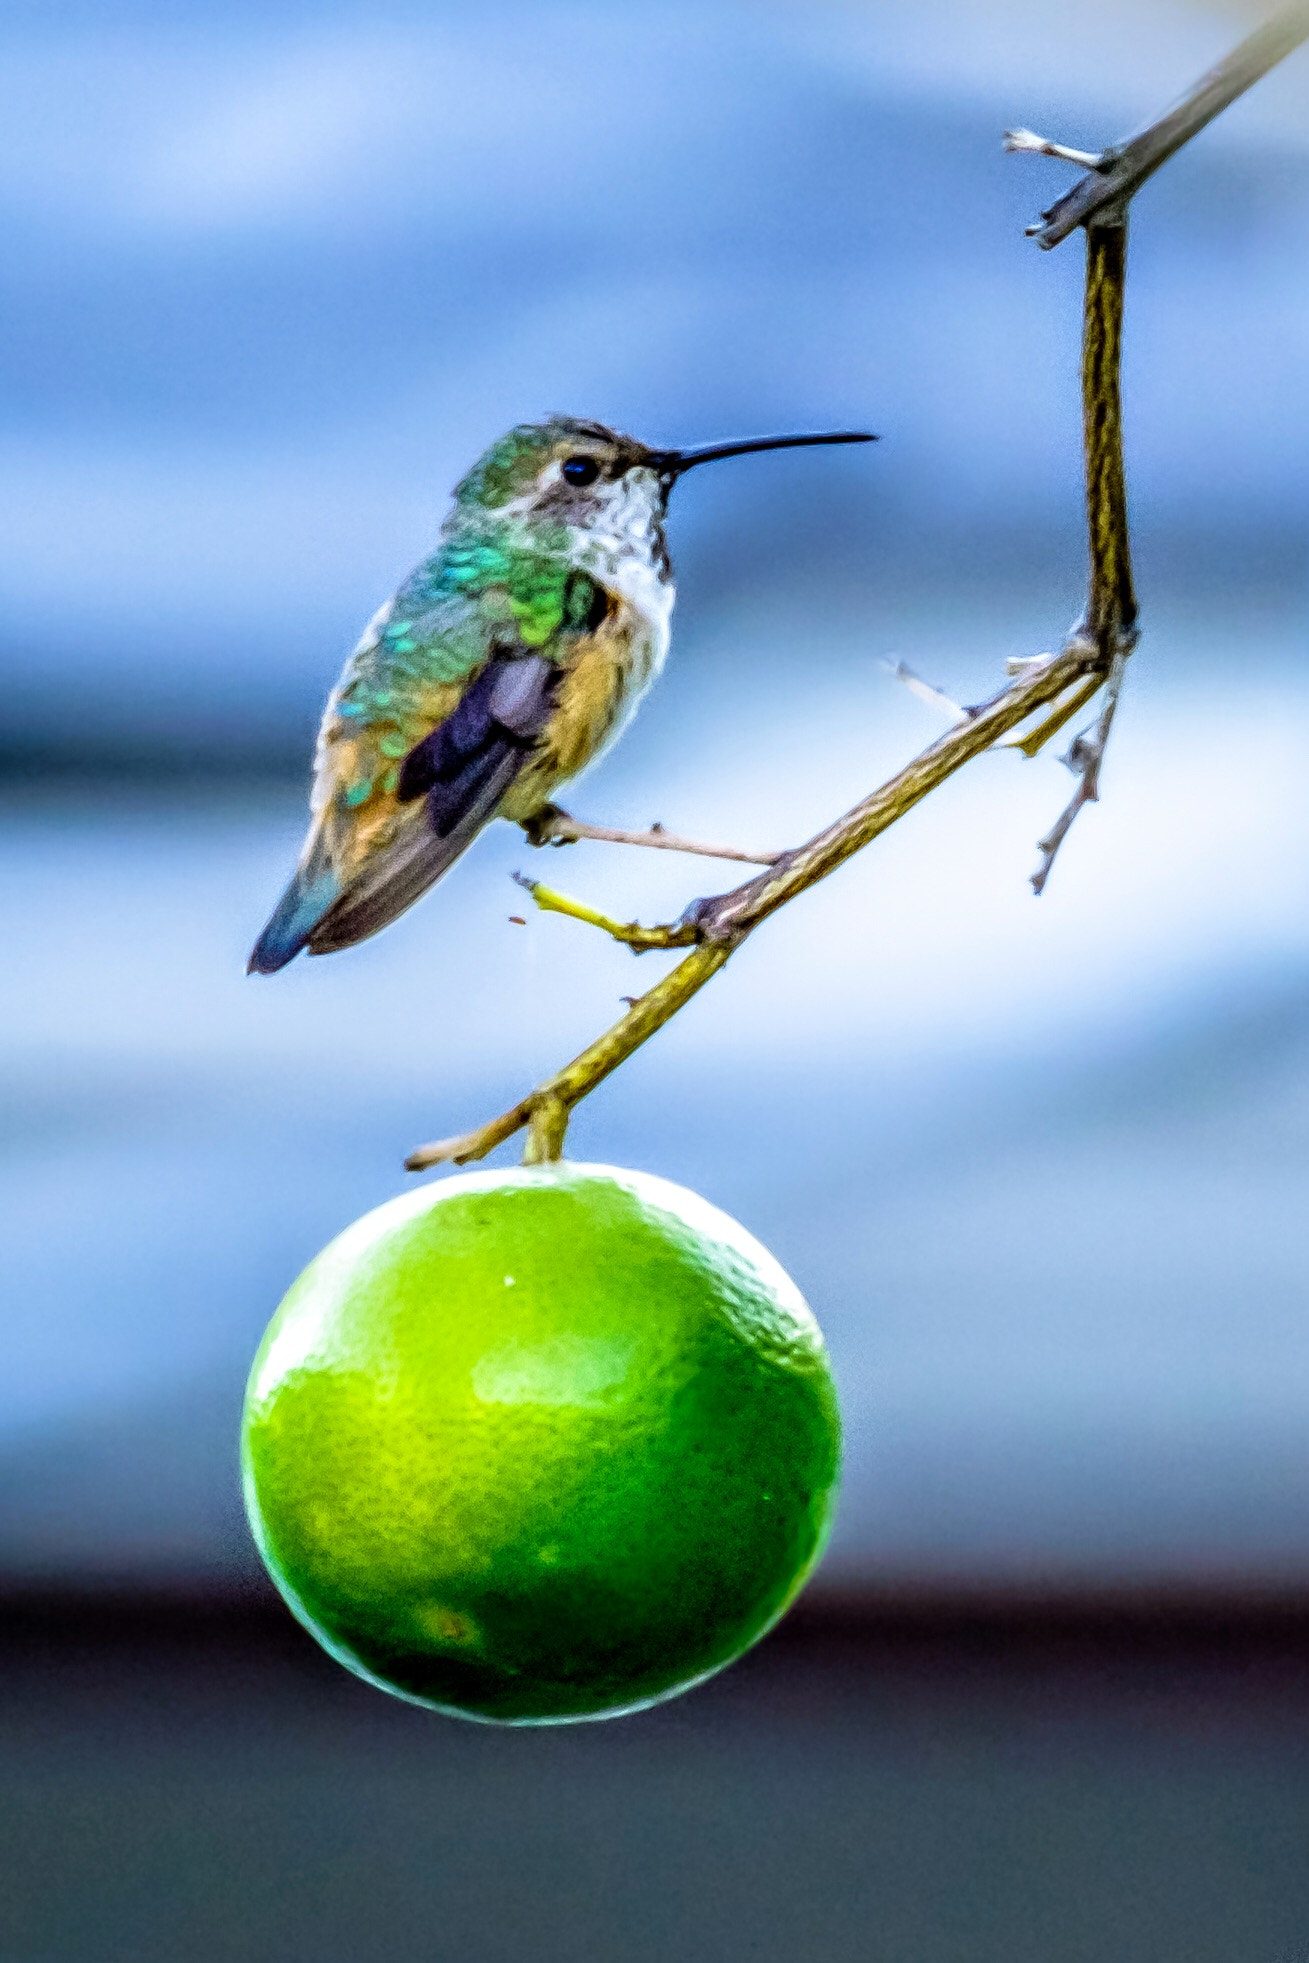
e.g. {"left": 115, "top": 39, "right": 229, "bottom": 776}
{"left": 881, "top": 658, "right": 971, "bottom": 726}
{"left": 1003, "top": 127, "right": 1107, "bottom": 169}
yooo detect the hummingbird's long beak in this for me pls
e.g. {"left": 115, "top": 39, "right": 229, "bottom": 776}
{"left": 649, "top": 430, "right": 878, "bottom": 481}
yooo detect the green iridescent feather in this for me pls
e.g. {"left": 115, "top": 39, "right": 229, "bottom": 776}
{"left": 330, "top": 503, "right": 600, "bottom": 804}
{"left": 337, "top": 421, "right": 605, "bottom": 734}
{"left": 453, "top": 421, "right": 571, "bottom": 511}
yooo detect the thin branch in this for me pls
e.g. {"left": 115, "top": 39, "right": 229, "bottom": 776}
{"left": 1027, "top": 211, "right": 1137, "bottom": 887}
{"left": 522, "top": 679, "right": 1112, "bottom": 941}
{"left": 1079, "top": 218, "right": 1138, "bottom": 655}
{"left": 1002, "top": 672, "right": 1104, "bottom": 758}
{"left": 687, "top": 648, "right": 1095, "bottom": 944}
{"left": 1030, "top": 648, "right": 1129, "bottom": 895}
{"left": 407, "top": 643, "right": 1095, "bottom": 1170}
{"left": 407, "top": 941, "right": 734, "bottom": 1170}
{"left": 511, "top": 871, "right": 698, "bottom": 953}
{"left": 521, "top": 808, "right": 779, "bottom": 866}
{"left": 1010, "top": 7, "right": 1309, "bottom": 873}
{"left": 1024, "top": 0, "right": 1309, "bottom": 248}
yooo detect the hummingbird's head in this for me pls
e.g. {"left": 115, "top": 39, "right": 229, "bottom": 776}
{"left": 451, "top": 417, "right": 877, "bottom": 540}
{"left": 452, "top": 417, "right": 659, "bottom": 525}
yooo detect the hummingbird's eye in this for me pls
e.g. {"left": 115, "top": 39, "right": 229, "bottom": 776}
{"left": 561, "top": 455, "right": 601, "bottom": 487}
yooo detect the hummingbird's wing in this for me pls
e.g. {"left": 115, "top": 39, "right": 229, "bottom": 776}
{"left": 249, "top": 545, "right": 590, "bottom": 973}
{"left": 302, "top": 650, "right": 559, "bottom": 955}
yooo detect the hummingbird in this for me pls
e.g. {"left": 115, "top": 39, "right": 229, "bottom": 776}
{"left": 248, "top": 416, "right": 875, "bottom": 973}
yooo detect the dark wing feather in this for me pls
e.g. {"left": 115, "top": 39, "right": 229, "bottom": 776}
{"left": 396, "top": 650, "right": 559, "bottom": 821}
{"left": 305, "top": 651, "right": 558, "bottom": 956}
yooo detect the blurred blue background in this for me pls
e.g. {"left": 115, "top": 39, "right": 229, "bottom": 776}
{"left": 8, "top": 8, "right": 1309, "bottom": 1960}
{"left": 2, "top": 0, "right": 1307, "bottom": 1605}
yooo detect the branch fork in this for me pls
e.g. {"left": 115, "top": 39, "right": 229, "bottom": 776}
{"left": 1016, "top": 1, "right": 1309, "bottom": 248}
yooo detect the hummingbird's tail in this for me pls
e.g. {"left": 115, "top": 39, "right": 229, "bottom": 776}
{"left": 249, "top": 649, "right": 559, "bottom": 973}
{"left": 247, "top": 790, "right": 494, "bottom": 973}
{"left": 247, "top": 847, "right": 342, "bottom": 975}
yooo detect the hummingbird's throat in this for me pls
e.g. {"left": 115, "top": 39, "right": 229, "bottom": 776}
{"left": 572, "top": 467, "right": 672, "bottom": 588}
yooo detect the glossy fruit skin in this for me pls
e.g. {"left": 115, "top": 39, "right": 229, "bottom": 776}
{"left": 242, "top": 1163, "right": 841, "bottom": 1724}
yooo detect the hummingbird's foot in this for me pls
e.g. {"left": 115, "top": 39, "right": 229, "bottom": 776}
{"left": 520, "top": 804, "right": 576, "bottom": 849}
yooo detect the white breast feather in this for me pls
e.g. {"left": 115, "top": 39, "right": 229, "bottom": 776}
{"left": 578, "top": 468, "right": 674, "bottom": 705}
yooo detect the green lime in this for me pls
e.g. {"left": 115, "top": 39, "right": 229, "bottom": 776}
{"left": 242, "top": 1162, "right": 841, "bottom": 1724}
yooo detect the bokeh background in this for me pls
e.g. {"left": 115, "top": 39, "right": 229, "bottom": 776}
{"left": 3, "top": 2, "right": 1308, "bottom": 1958}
